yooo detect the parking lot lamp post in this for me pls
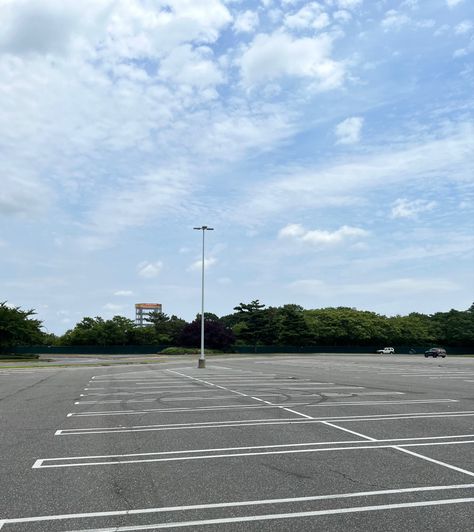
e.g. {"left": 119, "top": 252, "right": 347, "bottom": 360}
{"left": 193, "top": 226, "right": 214, "bottom": 369}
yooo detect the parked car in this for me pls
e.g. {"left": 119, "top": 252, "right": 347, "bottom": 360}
{"left": 424, "top": 347, "right": 447, "bottom": 358}
{"left": 377, "top": 347, "right": 395, "bottom": 354}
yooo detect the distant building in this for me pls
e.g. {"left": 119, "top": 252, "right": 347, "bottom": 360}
{"left": 135, "top": 303, "right": 162, "bottom": 327}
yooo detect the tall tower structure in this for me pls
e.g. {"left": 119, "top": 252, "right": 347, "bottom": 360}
{"left": 135, "top": 303, "right": 162, "bottom": 327}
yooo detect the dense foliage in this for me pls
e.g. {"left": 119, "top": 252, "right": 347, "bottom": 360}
{"left": 221, "top": 301, "right": 474, "bottom": 349}
{"left": 1, "top": 301, "right": 473, "bottom": 351}
{"left": 179, "top": 315, "right": 235, "bottom": 350}
{"left": 0, "top": 302, "right": 45, "bottom": 353}
{"left": 59, "top": 313, "right": 187, "bottom": 346}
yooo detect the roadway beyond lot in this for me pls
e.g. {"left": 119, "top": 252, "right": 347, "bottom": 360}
{"left": 0, "top": 355, "right": 473, "bottom": 531}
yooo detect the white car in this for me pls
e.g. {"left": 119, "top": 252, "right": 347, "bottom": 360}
{"left": 377, "top": 347, "right": 395, "bottom": 354}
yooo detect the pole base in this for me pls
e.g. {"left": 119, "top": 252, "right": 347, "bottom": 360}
{"left": 198, "top": 359, "right": 206, "bottom": 369}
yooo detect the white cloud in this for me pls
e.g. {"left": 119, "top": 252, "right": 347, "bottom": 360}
{"left": 390, "top": 198, "right": 437, "bottom": 219}
{"left": 284, "top": 4, "right": 330, "bottom": 31}
{"left": 434, "top": 24, "right": 450, "bottom": 37}
{"left": 188, "top": 256, "right": 217, "bottom": 271}
{"left": 279, "top": 223, "right": 368, "bottom": 245}
{"left": 453, "top": 48, "right": 466, "bottom": 58}
{"left": 333, "top": 10, "right": 352, "bottom": 23}
{"left": 351, "top": 234, "right": 474, "bottom": 271}
{"left": 238, "top": 123, "right": 474, "bottom": 221}
{"left": 455, "top": 20, "right": 473, "bottom": 35}
{"left": 114, "top": 290, "right": 134, "bottom": 296}
{"left": 233, "top": 10, "right": 259, "bottom": 33}
{"left": 159, "top": 45, "right": 223, "bottom": 88}
{"left": 137, "top": 261, "right": 163, "bottom": 278}
{"left": 400, "top": 0, "right": 418, "bottom": 8}
{"left": 417, "top": 19, "right": 436, "bottom": 29}
{"left": 81, "top": 168, "right": 193, "bottom": 248}
{"left": 335, "top": 0, "right": 362, "bottom": 9}
{"left": 0, "top": 0, "right": 110, "bottom": 56}
{"left": 290, "top": 277, "right": 458, "bottom": 296}
{"left": 324, "top": 0, "right": 361, "bottom": 9}
{"left": 279, "top": 223, "right": 306, "bottom": 238}
{"left": 103, "top": 302, "right": 126, "bottom": 312}
{"left": 0, "top": 1, "right": 232, "bottom": 60}
{"left": 240, "top": 32, "right": 345, "bottom": 90}
{"left": 335, "top": 116, "right": 364, "bottom": 144}
{"left": 446, "top": 0, "right": 464, "bottom": 8}
{"left": 382, "top": 10, "right": 411, "bottom": 30}
{"left": 106, "top": 0, "right": 232, "bottom": 59}
{"left": 0, "top": 169, "right": 54, "bottom": 216}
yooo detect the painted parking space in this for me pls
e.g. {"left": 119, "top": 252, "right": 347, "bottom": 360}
{"left": 1, "top": 355, "right": 473, "bottom": 531}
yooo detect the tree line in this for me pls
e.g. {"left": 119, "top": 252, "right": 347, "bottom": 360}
{"left": 1, "top": 300, "right": 473, "bottom": 354}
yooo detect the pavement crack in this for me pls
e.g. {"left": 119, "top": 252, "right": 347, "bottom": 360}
{"left": 0, "top": 372, "right": 57, "bottom": 402}
{"left": 327, "top": 467, "right": 390, "bottom": 490}
{"left": 261, "top": 461, "right": 316, "bottom": 481}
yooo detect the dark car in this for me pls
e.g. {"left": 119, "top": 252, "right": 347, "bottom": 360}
{"left": 424, "top": 347, "right": 446, "bottom": 358}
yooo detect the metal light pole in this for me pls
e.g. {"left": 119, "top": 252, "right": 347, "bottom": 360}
{"left": 193, "top": 225, "right": 214, "bottom": 368}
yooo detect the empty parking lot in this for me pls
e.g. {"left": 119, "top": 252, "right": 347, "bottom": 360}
{"left": 0, "top": 354, "right": 473, "bottom": 531}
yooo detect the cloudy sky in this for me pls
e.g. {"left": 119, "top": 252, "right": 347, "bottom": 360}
{"left": 1, "top": 0, "right": 473, "bottom": 333}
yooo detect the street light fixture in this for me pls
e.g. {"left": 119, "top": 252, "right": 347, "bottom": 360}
{"left": 193, "top": 225, "right": 214, "bottom": 369}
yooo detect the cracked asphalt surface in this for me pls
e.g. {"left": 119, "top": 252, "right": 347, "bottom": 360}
{"left": 0, "top": 354, "right": 473, "bottom": 531}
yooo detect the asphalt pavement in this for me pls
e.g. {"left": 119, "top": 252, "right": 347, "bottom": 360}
{"left": 0, "top": 354, "right": 473, "bottom": 531}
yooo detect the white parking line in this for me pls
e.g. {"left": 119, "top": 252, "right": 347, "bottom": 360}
{"left": 30, "top": 440, "right": 474, "bottom": 468}
{"left": 67, "top": 398, "right": 457, "bottom": 418}
{"left": 85, "top": 386, "right": 202, "bottom": 391}
{"left": 317, "top": 392, "right": 405, "bottom": 397}
{"left": 159, "top": 395, "right": 238, "bottom": 402}
{"left": 81, "top": 390, "right": 219, "bottom": 397}
{"left": 32, "top": 440, "right": 474, "bottom": 468}
{"left": 58, "top": 410, "right": 474, "bottom": 435}
{"left": 67, "top": 403, "right": 308, "bottom": 417}
{"left": 429, "top": 376, "right": 474, "bottom": 380}
{"left": 303, "top": 399, "right": 457, "bottom": 407}
{"left": 167, "top": 369, "right": 313, "bottom": 420}
{"left": 2, "top": 485, "right": 473, "bottom": 530}
{"left": 34, "top": 434, "right": 474, "bottom": 469}
{"left": 242, "top": 386, "right": 363, "bottom": 390}
{"left": 380, "top": 373, "right": 474, "bottom": 377}
{"left": 319, "top": 409, "right": 474, "bottom": 479}
{"left": 92, "top": 378, "right": 190, "bottom": 381}
{"left": 394, "top": 446, "right": 474, "bottom": 478}
{"left": 321, "top": 422, "right": 377, "bottom": 441}
{"left": 75, "top": 399, "right": 159, "bottom": 405}
{"left": 57, "top": 498, "right": 474, "bottom": 530}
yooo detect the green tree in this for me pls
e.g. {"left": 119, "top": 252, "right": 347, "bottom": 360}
{"left": 145, "top": 311, "right": 172, "bottom": 343}
{"left": 232, "top": 300, "right": 270, "bottom": 348}
{"left": 277, "top": 305, "right": 312, "bottom": 346}
{"left": 0, "top": 302, "right": 45, "bottom": 353}
{"left": 60, "top": 316, "right": 137, "bottom": 346}
{"left": 388, "top": 313, "right": 436, "bottom": 345}
{"left": 304, "top": 307, "right": 389, "bottom": 346}
{"left": 431, "top": 307, "right": 474, "bottom": 347}
{"left": 145, "top": 311, "right": 187, "bottom": 344}
{"left": 233, "top": 300, "right": 266, "bottom": 313}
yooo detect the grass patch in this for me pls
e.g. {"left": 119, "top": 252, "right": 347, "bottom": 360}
{"left": 159, "top": 347, "right": 228, "bottom": 355}
{"left": 0, "top": 354, "right": 40, "bottom": 361}
{"left": 0, "top": 360, "right": 167, "bottom": 369}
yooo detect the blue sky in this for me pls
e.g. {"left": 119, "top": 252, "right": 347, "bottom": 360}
{"left": 1, "top": 0, "right": 473, "bottom": 334}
